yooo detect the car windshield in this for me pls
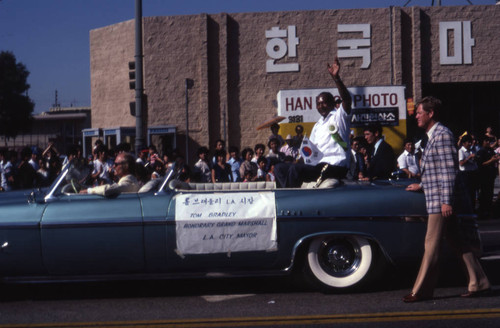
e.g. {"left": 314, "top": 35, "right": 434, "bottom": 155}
{"left": 156, "top": 165, "right": 177, "bottom": 192}
{"left": 45, "top": 160, "right": 176, "bottom": 198}
{"left": 46, "top": 161, "right": 93, "bottom": 197}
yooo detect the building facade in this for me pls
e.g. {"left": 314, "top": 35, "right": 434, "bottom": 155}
{"left": 90, "top": 5, "right": 500, "bottom": 160}
{"left": 1, "top": 106, "right": 91, "bottom": 154}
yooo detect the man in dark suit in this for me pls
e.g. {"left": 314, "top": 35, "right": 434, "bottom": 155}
{"left": 363, "top": 124, "right": 395, "bottom": 180}
{"left": 404, "top": 96, "right": 490, "bottom": 302}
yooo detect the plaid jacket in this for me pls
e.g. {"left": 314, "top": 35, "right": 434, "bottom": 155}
{"left": 421, "top": 123, "right": 458, "bottom": 214}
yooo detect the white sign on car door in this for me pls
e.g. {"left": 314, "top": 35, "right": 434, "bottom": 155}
{"left": 175, "top": 192, "right": 277, "bottom": 255}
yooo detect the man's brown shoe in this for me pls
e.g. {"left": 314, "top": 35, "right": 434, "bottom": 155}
{"left": 403, "top": 293, "right": 430, "bottom": 303}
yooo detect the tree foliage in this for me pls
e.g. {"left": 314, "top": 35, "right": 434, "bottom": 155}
{"left": 0, "top": 51, "right": 34, "bottom": 139}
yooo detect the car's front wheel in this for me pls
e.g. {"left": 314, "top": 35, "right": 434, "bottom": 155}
{"left": 305, "top": 235, "right": 374, "bottom": 290}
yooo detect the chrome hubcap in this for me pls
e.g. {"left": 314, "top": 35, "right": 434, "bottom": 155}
{"left": 318, "top": 238, "right": 361, "bottom": 277}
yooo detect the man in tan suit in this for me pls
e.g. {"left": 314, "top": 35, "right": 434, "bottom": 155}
{"left": 80, "top": 152, "right": 139, "bottom": 196}
{"left": 404, "top": 96, "right": 490, "bottom": 302}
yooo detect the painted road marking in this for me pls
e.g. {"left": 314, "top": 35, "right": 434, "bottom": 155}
{"left": 1, "top": 308, "right": 500, "bottom": 327}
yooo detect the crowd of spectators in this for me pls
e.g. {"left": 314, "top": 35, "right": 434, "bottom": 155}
{"left": 192, "top": 125, "right": 304, "bottom": 184}
{"left": 0, "top": 142, "right": 70, "bottom": 191}
{"left": 1, "top": 125, "right": 499, "bottom": 218}
{"left": 456, "top": 128, "right": 500, "bottom": 220}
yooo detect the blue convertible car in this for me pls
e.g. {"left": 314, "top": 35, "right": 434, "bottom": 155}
{"left": 0, "top": 164, "right": 480, "bottom": 291}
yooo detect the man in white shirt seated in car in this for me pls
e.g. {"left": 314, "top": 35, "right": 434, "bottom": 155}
{"left": 80, "top": 152, "right": 140, "bottom": 196}
{"left": 397, "top": 138, "right": 420, "bottom": 179}
{"left": 274, "top": 56, "right": 352, "bottom": 188}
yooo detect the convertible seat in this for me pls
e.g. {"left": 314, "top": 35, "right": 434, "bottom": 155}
{"left": 169, "top": 179, "right": 340, "bottom": 191}
{"left": 169, "top": 180, "right": 276, "bottom": 191}
{"left": 138, "top": 178, "right": 163, "bottom": 193}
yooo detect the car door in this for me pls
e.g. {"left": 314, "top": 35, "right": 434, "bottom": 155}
{"left": 0, "top": 192, "right": 47, "bottom": 276}
{"left": 41, "top": 193, "right": 144, "bottom": 275}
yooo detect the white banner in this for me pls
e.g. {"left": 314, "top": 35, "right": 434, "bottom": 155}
{"left": 175, "top": 192, "right": 277, "bottom": 254}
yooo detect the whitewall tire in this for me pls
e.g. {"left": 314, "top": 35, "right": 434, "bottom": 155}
{"left": 306, "top": 235, "right": 373, "bottom": 289}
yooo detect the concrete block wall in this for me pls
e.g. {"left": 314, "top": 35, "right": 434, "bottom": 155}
{"left": 420, "top": 5, "right": 500, "bottom": 84}
{"left": 89, "top": 5, "right": 500, "bottom": 159}
{"left": 143, "top": 15, "right": 210, "bottom": 156}
{"left": 90, "top": 20, "right": 135, "bottom": 129}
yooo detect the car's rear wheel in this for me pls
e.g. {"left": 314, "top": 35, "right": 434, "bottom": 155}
{"left": 306, "top": 235, "right": 373, "bottom": 290}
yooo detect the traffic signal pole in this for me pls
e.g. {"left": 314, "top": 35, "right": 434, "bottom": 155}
{"left": 134, "top": 0, "right": 145, "bottom": 155}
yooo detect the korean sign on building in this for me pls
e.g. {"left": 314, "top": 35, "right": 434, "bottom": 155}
{"left": 265, "top": 26, "right": 300, "bottom": 73}
{"left": 337, "top": 24, "right": 371, "bottom": 69}
{"left": 266, "top": 20, "right": 476, "bottom": 74}
{"left": 439, "top": 21, "right": 474, "bottom": 65}
{"left": 265, "top": 23, "right": 373, "bottom": 73}
{"left": 277, "top": 86, "right": 406, "bottom": 127}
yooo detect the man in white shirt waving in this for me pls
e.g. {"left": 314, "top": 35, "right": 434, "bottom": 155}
{"left": 275, "top": 57, "right": 352, "bottom": 188}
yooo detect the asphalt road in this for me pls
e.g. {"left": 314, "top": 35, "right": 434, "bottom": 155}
{"left": 0, "top": 219, "right": 498, "bottom": 327}
{"left": 0, "top": 275, "right": 499, "bottom": 327}
{"left": 0, "top": 245, "right": 499, "bottom": 327}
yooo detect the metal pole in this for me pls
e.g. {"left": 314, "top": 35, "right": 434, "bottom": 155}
{"left": 185, "top": 79, "right": 189, "bottom": 165}
{"left": 389, "top": 6, "right": 393, "bottom": 86}
{"left": 184, "top": 79, "right": 193, "bottom": 164}
{"left": 223, "top": 104, "right": 227, "bottom": 148}
{"left": 134, "top": 0, "right": 144, "bottom": 156}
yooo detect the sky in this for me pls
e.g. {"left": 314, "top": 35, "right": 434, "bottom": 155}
{"left": 0, "top": 0, "right": 495, "bottom": 113}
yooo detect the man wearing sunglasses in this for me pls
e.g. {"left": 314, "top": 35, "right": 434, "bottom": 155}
{"left": 80, "top": 152, "right": 139, "bottom": 196}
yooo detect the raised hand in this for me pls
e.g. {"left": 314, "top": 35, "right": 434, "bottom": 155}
{"left": 327, "top": 56, "right": 340, "bottom": 79}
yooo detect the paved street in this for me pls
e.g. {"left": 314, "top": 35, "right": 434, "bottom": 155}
{"left": 0, "top": 237, "right": 499, "bottom": 327}
{"left": 0, "top": 278, "right": 498, "bottom": 327}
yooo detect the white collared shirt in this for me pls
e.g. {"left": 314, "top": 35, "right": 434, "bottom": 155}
{"left": 351, "top": 149, "right": 357, "bottom": 163}
{"left": 397, "top": 150, "right": 420, "bottom": 174}
{"left": 373, "top": 138, "right": 383, "bottom": 156}
{"left": 93, "top": 159, "right": 111, "bottom": 184}
{"left": 458, "top": 146, "right": 477, "bottom": 171}
{"left": 426, "top": 122, "right": 439, "bottom": 142}
{"left": 309, "top": 104, "right": 351, "bottom": 167}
